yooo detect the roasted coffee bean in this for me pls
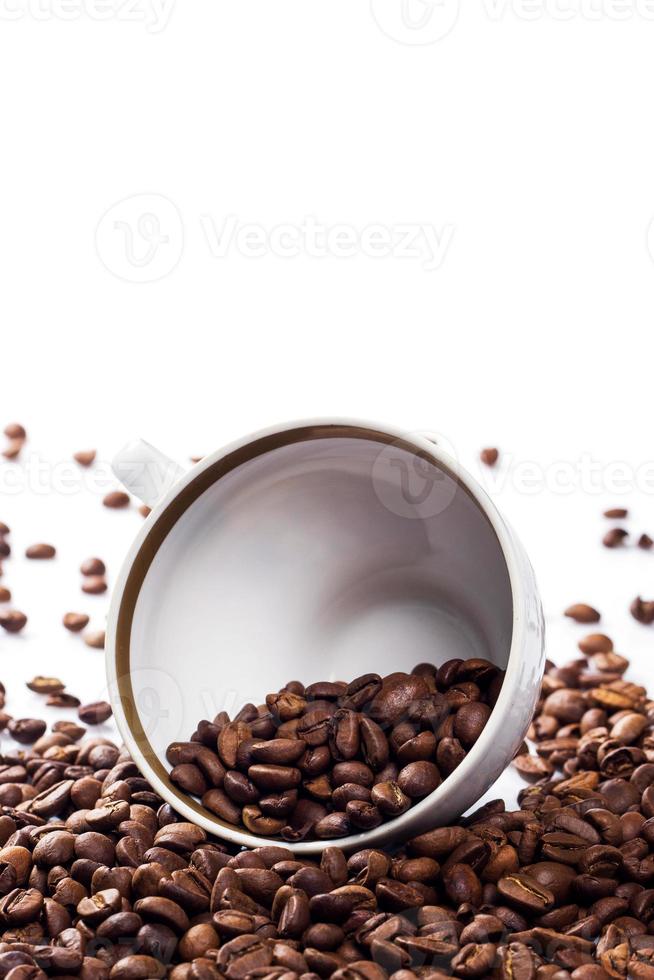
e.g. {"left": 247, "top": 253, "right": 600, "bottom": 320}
{"left": 26, "top": 676, "right": 65, "bottom": 694}
{"left": 498, "top": 872, "right": 556, "bottom": 912}
{"left": 84, "top": 630, "right": 106, "bottom": 649}
{"left": 480, "top": 447, "right": 499, "bottom": 466}
{"left": 603, "top": 528, "right": 628, "bottom": 548}
{"left": 78, "top": 701, "right": 112, "bottom": 724}
{"left": 370, "top": 781, "right": 411, "bottom": 816}
{"left": 25, "top": 543, "right": 56, "bottom": 559}
{"left": 103, "top": 490, "right": 130, "bottom": 508}
{"left": 80, "top": 556, "right": 106, "bottom": 576}
{"left": 73, "top": 448, "right": 96, "bottom": 465}
{"left": 397, "top": 760, "right": 440, "bottom": 798}
{"left": 0, "top": 610, "right": 27, "bottom": 632}
{"left": 62, "top": 612, "right": 90, "bottom": 632}
{"left": 565, "top": 604, "right": 601, "bottom": 623}
{"left": 8, "top": 719, "right": 47, "bottom": 744}
{"left": 631, "top": 597, "right": 654, "bottom": 625}
{"left": 82, "top": 575, "right": 108, "bottom": 594}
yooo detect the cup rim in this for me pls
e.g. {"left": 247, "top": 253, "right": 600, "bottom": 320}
{"left": 106, "top": 417, "right": 535, "bottom": 853}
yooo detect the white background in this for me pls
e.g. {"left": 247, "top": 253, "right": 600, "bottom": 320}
{"left": 1, "top": 0, "right": 654, "bottom": 816}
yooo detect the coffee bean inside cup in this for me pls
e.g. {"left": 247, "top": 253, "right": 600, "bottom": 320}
{"left": 165, "top": 660, "right": 503, "bottom": 840}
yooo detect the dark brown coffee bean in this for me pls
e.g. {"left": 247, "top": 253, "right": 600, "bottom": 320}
{"left": 578, "top": 634, "right": 613, "bottom": 655}
{"left": 346, "top": 800, "right": 382, "bottom": 829}
{"left": 82, "top": 576, "right": 108, "bottom": 595}
{"left": 0, "top": 610, "right": 27, "bottom": 633}
{"left": 454, "top": 703, "right": 491, "bottom": 747}
{"left": 171, "top": 764, "right": 207, "bottom": 797}
{"left": 603, "top": 528, "right": 628, "bottom": 548}
{"left": 78, "top": 702, "right": 112, "bottom": 724}
{"left": 250, "top": 740, "right": 306, "bottom": 765}
{"left": 81, "top": 556, "right": 106, "bottom": 576}
{"left": 397, "top": 761, "right": 440, "bottom": 798}
{"left": 498, "top": 872, "right": 556, "bottom": 912}
{"left": 63, "top": 612, "right": 89, "bottom": 632}
{"left": 26, "top": 676, "right": 65, "bottom": 694}
{"left": 223, "top": 771, "right": 260, "bottom": 805}
{"left": 217, "top": 934, "right": 273, "bottom": 978}
{"left": 248, "top": 765, "right": 301, "bottom": 792}
{"left": 631, "top": 597, "right": 654, "bottom": 625}
{"left": 201, "top": 789, "right": 241, "bottom": 825}
{"left": 437, "top": 737, "right": 467, "bottom": 775}
{"left": 4, "top": 422, "right": 26, "bottom": 440}
{"left": 8, "top": 719, "right": 47, "bottom": 744}
{"left": 84, "top": 630, "right": 106, "bottom": 649}
{"left": 480, "top": 447, "right": 499, "bottom": 466}
{"left": 442, "top": 863, "right": 482, "bottom": 906}
{"left": 329, "top": 709, "right": 360, "bottom": 761}
{"left": 343, "top": 674, "right": 382, "bottom": 710}
{"left": 638, "top": 533, "right": 653, "bottom": 550}
{"left": 565, "top": 604, "right": 601, "bottom": 624}
{"left": 103, "top": 490, "right": 130, "bottom": 508}
{"left": 499, "top": 942, "right": 538, "bottom": 980}
{"left": 73, "top": 449, "right": 96, "bottom": 466}
{"left": 25, "top": 543, "right": 56, "bottom": 559}
{"left": 370, "top": 673, "right": 430, "bottom": 726}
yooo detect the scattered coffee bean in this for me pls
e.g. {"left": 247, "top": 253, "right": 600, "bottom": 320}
{"left": 630, "top": 596, "right": 654, "bottom": 625}
{"left": 81, "top": 556, "right": 106, "bottom": 576}
{"left": 0, "top": 609, "right": 27, "bottom": 632}
{"left": 166, "top": 661, "right": 502, "bottom": 840}
{"left": 103, "top": 491, "right": 130, "bottom": 508}
{"left": 73, "top": 449, "right": 96, "bottom": 466}
{"left": 0, "top": 586, "right": 10, "bottom": 602}
{"left": 82, "top": 575, "right": 108, "bottom": 594}
{"left": 26, "top": 676, "right": 65, "bottom": 694}
{"left": 564, "top": 603, "right": 601, "bottom": 623}
{"left": 578, "top": 633, "right": 613, "bottom": 655}
{"left": 2, "top": 437, "right": 24, "bottom": 459}
{"left": 604, "top": 507, "right": 628, "bottom": 518}
{"left": 25, "top": 542, "right": 56, "bottom": 559}
{"left": 603, "top": 528, "right": 628, "bottom": 548}
{"left": 638, "top": 533, "right": 653, "bottom": 550}
{"left": 4, "top": 422, "right": 26, "bottom": 440}
{"left": 8, "top": 717, "right": 47, "bottom": 743}
{"left": 63, "top": 611, "right": 90, "bottom": 632}
{"left": 78, "top": 701, "right": 113, "bottom": 724}
{"left": 480, "top": 447, "right": 499, "bottom": 466}
{"left": 47, "top": 691, "right": 81, "bottom": 707}
{"left": 84, "top": 629, "right": 106, "bottom": 649}
{"left": 139, "top": 504, "right": 151, "bottom": 517}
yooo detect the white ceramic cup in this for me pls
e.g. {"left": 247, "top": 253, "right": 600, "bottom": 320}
{"left": 106, "top": 419, "right": 545, "bottom": 854}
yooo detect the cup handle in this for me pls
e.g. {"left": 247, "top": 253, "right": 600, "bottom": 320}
{"left": 112, "top": 439, "right": 187, "bottom": 509}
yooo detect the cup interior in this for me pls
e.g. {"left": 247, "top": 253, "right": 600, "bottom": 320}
{"left": 114, "top": 426, "right": 514, "bottom": 841}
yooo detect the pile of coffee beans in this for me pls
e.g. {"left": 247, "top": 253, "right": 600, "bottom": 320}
{"left": 165, "top": 662, "right": 503, "bottom": 841}
{"left": 0, "top": 634, "right": 653, "bottom": 978}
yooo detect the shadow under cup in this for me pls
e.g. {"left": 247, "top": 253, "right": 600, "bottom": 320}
{"left": 114, "top": 426, "right": 515, "bottom": 841}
